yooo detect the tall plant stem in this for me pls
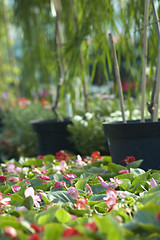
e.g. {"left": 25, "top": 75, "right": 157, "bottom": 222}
{"left": 51, "top": 0, "right": 66, "bottom": 120}
{"left": 149, "top": 0, "right": 160, "bottom": 121}
{"left": 109, "top": 33, "right": 126, "bottom": 123}
{"left": 141, "top": 0, "right": 149, "bottom": 122}
{"left": 72, "top": 0, "right": 89, "bottom": 112}
{"left": 2, "top": 0, "right": 19, "bottom": 101}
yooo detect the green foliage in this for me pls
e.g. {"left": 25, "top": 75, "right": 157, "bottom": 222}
{"left": 0, "top": 104, "right": 54, "bottom": 160}
{"left": 67, "top": 115, "right": 109, "bottom": 156}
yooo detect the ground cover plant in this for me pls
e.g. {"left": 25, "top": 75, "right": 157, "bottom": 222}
{"left": 0, "top": 151, "right": 159, "bottom": 239}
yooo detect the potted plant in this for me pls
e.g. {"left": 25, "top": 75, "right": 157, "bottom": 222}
{"left": 31, "top": 0, "right": 90, "bottom": 155}
{"left": 103, "top": 0, "right": 160, "bottom": 170}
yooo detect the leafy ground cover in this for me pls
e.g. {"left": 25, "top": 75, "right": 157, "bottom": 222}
{"left": 0, "top": 151, "right": 160, "bottom": 239}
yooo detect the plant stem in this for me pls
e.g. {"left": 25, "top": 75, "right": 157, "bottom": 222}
{"left": 72, "top": 0, "right": 89, "bottom": 112}
{"left": 141, "top": 0, "right": 149, "bottom": 122}
{"left": 149, "top": 0, "right": 160, "bottom": 121}
{"left": 51, "top": 0, "right": 66, "bottom": 120}
{"left": 109, "top": 33, "right": 126, "bottom": 123}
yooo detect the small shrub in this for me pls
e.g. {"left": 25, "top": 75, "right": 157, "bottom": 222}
{"left": 67, "top": 113, "right": 109, "bottom": 156}
{"left": 0, "top": 104, "right": 54, "bottom": 160}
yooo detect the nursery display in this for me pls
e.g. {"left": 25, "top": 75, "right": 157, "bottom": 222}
{"left": 0, "top": 151, "right": 159, "bottom": 239}
{"left": 103, "top": 0, "right": 160, "bottom": 171}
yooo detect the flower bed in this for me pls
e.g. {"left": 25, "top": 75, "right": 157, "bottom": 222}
{"left": 0, "top": 151, "right": 160, "bottom": 239}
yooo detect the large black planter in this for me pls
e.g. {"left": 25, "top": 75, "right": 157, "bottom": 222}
{"left": 103, "top": 120, "right": 160, "bottom": 170}
{"left": 31, "top": 119, "right": 73, "bottom": 155}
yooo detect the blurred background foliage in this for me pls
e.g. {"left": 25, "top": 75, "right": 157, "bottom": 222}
{"left": 0, "top": 0, "right": 159, "bottom": 116}
{"left": 0, "top": 0, "right": 160, "bottom": 159}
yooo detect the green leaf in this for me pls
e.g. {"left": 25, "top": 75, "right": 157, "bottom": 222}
{"left": 134, "top": 204, "right": 160, "bottom": 233}
{"left": 55, "top": 208, "right": 72, "bottom": 223}
{"left": 44, "top": 155, "right": 55, "bottom": 163}
{"left": 37, "top": 206, "right": 59, "bottom": 225}
{"left": 76, "top": 179, "right": 88, "bottom": 190}
{"left": 127, "top": 160, "right": 143, "bottom": 169}
{"left": 91, "top": 167, "right": 106, "bottom": 174}
{"left": 119, "top": 179, "right": 131, "bottom": 191}
{"left": 94, "top": 215, "right": 125, "bottom": 240}
{"left": 23, "top": 196, "right": 34, "bottom": 210}
{"left": 108, "top": 163, "right": 127, "bottom": 174}
{"left": 47, "top": 190, "right": 75, "bottom": 203}
{"left": 10, "top": 194, "right": 24, "bottom": 206}
{"left": 44, "top": 223, "right": 64, "bottom": 240}
{"left": 30, "top": 178, "right": 44, "bottom": 187}
{"left": 131, "top": 171, "right": 150, "bottom": 193}
{"left": 23, "top": 158, "right": 43, "bottom": 167}
{"left": 89, "top": 194, "right": 107, "bottom": 201}
{"left": 89, "top": 184, "right": 106, "bottom": 194}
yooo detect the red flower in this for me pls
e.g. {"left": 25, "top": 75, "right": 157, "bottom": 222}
{"left": 156, "top": 212, "right": 160, "bottom": 221}
{"left": 91, "top": 151, "right": 102, "bottom": 162}
{"left": 121, "top": 156, "right": 135, "bottom": 164}
{"left": 85, "top": 222, "right": 98, "bottom": 232}
{"left": 0, "top": 176, "right": 7, "bottom": 183}
{"left": 1, "top": 140, "right": 8, "bottom": 146}
{"left": 63, "top": 227, "right": 82, "bottom": 238}
{"left": 56, "top": 150, "right": 72, "bottom": 161}
{"left": 28, "top": 233, "right": 42, "bottom": 240}
{"left": 30, "top": 224, "right": 44, "bottom": 233}
{"left": 75, "top": 198, "right": 88, "bottom": 209}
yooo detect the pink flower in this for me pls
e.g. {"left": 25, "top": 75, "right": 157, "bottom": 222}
{"left": 55, "top": 181, "right": 67, "bottom": 189}
{"left": 101, "top": 181, "right": 110, "bottom": 188}
{"left": 103, "top": 188, "right": 118, "bottom": 212}
{"left": 6, "top": 163, "right": 15, "bottom": 173}
{"left": 16, "top": 206, "right": 27, "bottom": 211}
{"left": 9, "top": 176, "right": 19, "bottom": 182}
{"left": 11, "top": 186, "right": 21, "bottom": 193}
{"left": 97, "top": 176, "right": 104, "bottom": 182}
{"left": 4, "top": 226, "right": 17, "bottom": 239}
{"left": 109, "top": 178, "right": 123, "bottom": 188}
{"left": 75, "top": 155, "right": 86, "bottom": 168}
{"left": 15, "top": 167, "right": 22, "bottom": 174}
{"left": 150, "top": 178, "right": 157, "bottom": 188}
{"left": 53, "top": 160, "right": 67, "bottom": 173}
{"left": 38, "top": 174, "right": 50, "bottom": 181}
{"left": 24, "top": 187, "right": 41, "bottom": 208}
{"left": 0, "top": 176, "right": 7, "bottom": 183}
{"left": 64, "top": 174, "right": 77, "bottom": 180}
{"left": 0, "top": 192, "right": 11, "bottom": 205}
{"left": 119, "top": 170, "right": 130, "bottom": 174}
{"left": 70, "top": 214, "right": 77, "bottom": 220}
{"left": 67, "top": 187, "right": 79, "bottom": 199}
{"left": 86, "top": 184, "right": 93, "bottom": 195}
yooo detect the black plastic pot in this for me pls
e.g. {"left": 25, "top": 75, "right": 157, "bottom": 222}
{"left": 31, "top": 119, "right": 73, "bottom": 155}
{"left": 103, "top": 119, "right": 160, "bottom": 170}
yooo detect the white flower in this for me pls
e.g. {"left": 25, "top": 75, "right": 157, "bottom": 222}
{"left": 73, "top": 115, "right": 83, "bottom": 122}
{"left": 84, "top": 112, "right": 93, "bottom": 120}
{"left": 80, "top": 120, "right": 88, "bottom": 126}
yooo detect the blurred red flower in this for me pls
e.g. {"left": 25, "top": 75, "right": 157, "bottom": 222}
{"left": 63, "top": 227, "right": 82, "bottom": 238}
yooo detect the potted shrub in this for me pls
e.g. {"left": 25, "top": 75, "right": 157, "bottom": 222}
{"left": 31, "top": 0, "right": 89, "bottom": 155}
{"left": 103, "top": 0, "right": 160, "bottom": 170}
